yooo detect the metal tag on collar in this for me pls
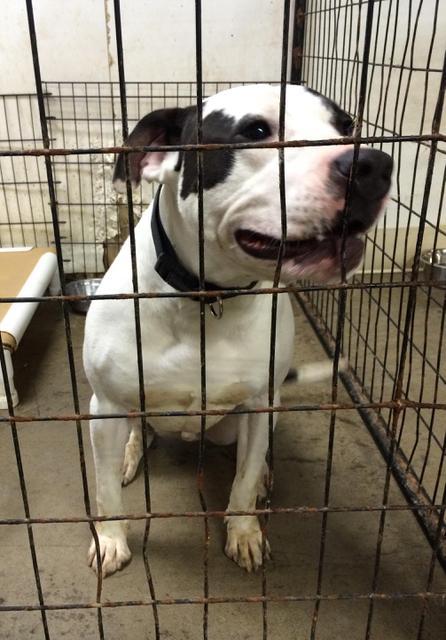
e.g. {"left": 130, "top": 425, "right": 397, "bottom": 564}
{"left": 209, "top": 296, "right": 224, "bottom": 319}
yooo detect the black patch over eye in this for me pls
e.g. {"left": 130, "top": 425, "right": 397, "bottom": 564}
{"left": 338, "top": 113, "right": 354, "bottom": 136}
{"left": 180, "top": 110, "right": 236, "bottom": 199}
{"left": 238, "top": 119, "right": 271, "bottom": 141}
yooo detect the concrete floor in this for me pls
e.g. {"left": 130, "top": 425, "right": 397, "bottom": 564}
{"left": 305, "top": 280, "right": 446, "bottom": 505}
{"left": 1, "top": 301, "right": 445, "bottom": 639}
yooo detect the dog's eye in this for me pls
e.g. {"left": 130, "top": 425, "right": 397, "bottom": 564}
{"left": 239, "top": 119, "right": 271, "bottom": 141}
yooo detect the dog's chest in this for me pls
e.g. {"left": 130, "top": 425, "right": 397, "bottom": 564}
{"left": 85, "top": 273, "right": 295, "bottom": 435}
{"left": 147, "top": 313, "right": 262, "bottom": 389}
{"left": 126, "top": 322, "right": 262, "bottom": 433}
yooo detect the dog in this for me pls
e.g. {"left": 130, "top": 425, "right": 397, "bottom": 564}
{"left": 83, "top": 84, "right": 392, "bottom": 576}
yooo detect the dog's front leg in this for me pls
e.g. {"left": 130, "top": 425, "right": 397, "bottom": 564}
{"left": 87, "top": 394, "right": 132, "bottom": 577}
{"left": 225, "top": 394, "right": 277, "bottom": 572}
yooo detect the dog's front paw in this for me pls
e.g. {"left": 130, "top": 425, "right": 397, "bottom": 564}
{"left": 88, "top": 527, "right": 132, "bottom": 577}
{"left": 225, "top": 516, "right": 270, "bottom": 572}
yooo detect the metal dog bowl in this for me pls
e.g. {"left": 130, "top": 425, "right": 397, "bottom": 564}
{"left": 420, "top": 248, "right": 446, "bottom": 285}
{"left": 65, "top": 278, "right": 102, "bottom": 314}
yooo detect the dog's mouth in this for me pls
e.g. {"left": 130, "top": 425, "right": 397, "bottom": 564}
{"left": 234, "top": 228, "right": 365, "bottom": 280}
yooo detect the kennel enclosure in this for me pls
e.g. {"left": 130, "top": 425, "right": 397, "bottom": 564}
{"left": 0, "top": 1, "right": 445, "bottom": 639}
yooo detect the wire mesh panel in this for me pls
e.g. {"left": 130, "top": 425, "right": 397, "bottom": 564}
{"left": 295, "top": 1, "right": 446, "bottom": 635}
{"left": 0, "top": 93, "right": 52, "bottom": 248}
{"left": 298, "top": 0, "right": 445, "bottom": 553}
{"left": 0, "top": 1, "right": 445, "bottom": 640}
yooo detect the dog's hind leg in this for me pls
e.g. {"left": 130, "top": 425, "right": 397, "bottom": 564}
{"left": 122, "top": 421, "right": 155, "bottom": 486}
{"left": 225, "top": 393, "right": 278, "bottom": 572}
{"left": 88, "top": 394, "right": 132, "bottom": 577}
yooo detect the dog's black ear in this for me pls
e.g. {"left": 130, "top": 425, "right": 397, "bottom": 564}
{"left": 113, "top": 107, "right": 194, "bottom": 191}
{"left": 305, "top": 87, "right": 354, "bottom": 136}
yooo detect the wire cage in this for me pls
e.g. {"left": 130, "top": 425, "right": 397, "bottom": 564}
{"left": 0, "top": 0, "right": 445, "bottom": 639}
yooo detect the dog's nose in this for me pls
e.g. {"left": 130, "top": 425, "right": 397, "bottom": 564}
{"left": 332, "top": 148, "right": 393, "bottom": 200}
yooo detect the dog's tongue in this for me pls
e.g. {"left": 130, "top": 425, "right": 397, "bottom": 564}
{"left": 235, "top": 229, "right": 336, "bottom": 261}
{"left": 289, "top": 235, "right": 364, "bottom": 270}
{"left": 235, "top": 229, "right": 364, "bottom": 272}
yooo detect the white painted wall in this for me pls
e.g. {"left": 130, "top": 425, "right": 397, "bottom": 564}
{"left": 1, "top": 0, "right": 289, "bottom": 92}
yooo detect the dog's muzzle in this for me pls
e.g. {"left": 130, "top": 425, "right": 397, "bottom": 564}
{"left": 234, "top": 148, "right": 393, "bottom": 282}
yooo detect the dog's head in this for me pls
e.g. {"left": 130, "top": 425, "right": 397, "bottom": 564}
{"left": 113, "top": 84, "right": 393, "bottom": 283}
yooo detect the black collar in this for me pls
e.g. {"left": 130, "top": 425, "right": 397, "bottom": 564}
{"left": 151, "top": 186, "right": 257, "bottom": 304}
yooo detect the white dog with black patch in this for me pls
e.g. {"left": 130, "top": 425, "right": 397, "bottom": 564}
{"left": 83, "top": 84, "right": 392, "bottom": 577}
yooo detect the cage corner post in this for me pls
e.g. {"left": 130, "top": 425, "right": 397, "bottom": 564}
{"left": 290, "top": 0, "right": 307, "bottom": 84}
